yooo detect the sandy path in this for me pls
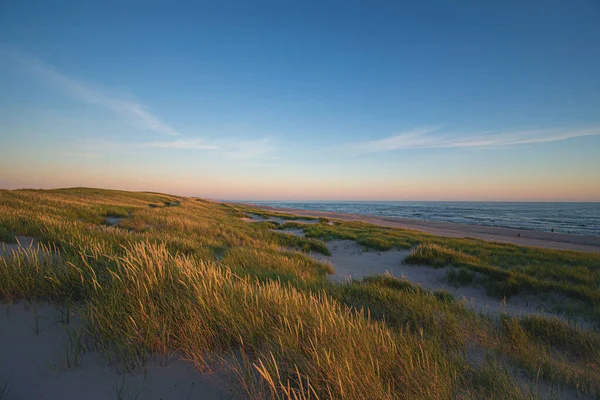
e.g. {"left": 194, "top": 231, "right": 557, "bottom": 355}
{"left": 0, "top": 302, "right": 240, "bottom": 400}
{"left": 243, "top": 204, "right": 600, "bottom": 253}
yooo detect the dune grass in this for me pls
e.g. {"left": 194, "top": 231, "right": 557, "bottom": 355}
{"left": 404, "top": 243, "right": 480, "bottom": 267}
{"left": 1, "top": 188, "right": 600, "bottom": 398}
{"left": 266, "top": 211, "right": 600, "bottom": 323}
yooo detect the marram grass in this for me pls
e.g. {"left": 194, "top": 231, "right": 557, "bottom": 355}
{"left": 1, "top": 188, "right": 600, "bottom": 399}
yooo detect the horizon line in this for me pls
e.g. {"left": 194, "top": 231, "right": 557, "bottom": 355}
{"left": 229, "top": 199, "right": 600, "bottom": 204}
{"left": 2, "top": 186, "right": 599, "bottom": 203}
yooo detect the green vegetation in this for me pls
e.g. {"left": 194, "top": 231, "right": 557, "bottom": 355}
{"left": 0, "top": 225, "right": 15, "bottom": 243}
{"left": 268, "top": 211, "right": 600, "bottom": 322}
{"left": 1, "top": 188, "right": 599, "bottom": 399}
{"left": 446, "top": 267, "right": 476, "bottom": 286}
{"left": 237, "top": 207, "right": 318, "bottom": 221}
{"left": 404, "top": 243, "right": 480, "bottom": 267}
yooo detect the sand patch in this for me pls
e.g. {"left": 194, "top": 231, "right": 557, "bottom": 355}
{"left": 0, "top": 236, "right": 36, "bottom": 258}
{"left": 0, "top": 302, "right": 241, "bottom": 400}
{"left": 104, "top": 216, "right": 123, "bottom": 227}
{"left": 246, "top": 214, "right": 267, "bottom": 221}
{"left": 310, "top": 240, "right": 412, "bottom": 283}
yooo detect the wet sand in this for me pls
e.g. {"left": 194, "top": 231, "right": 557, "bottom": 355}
{"left": 243, "top": 204, "right": 600, "bottom": 253}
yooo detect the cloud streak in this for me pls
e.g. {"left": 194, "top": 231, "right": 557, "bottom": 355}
{"left": 67, "top": 136, "right": 278, "bottom": 162}
{"left": 219, "top": 137, "right": 279, "bottom": 161}
{"left": 143, "top": 139, "right": 219, "bottom": 150}
{"left": 5, "top": 50, "right": 281, "bottom": 161}
{"left": 347, "top": 127, "right": 600, "bottom": 153}
{"left": 12, "top": 51, "right": 180, "bottom": 136}
{"left": 142, "top": 137, "right": 278, "bottom": 160}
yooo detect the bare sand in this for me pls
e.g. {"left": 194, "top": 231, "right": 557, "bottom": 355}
{"left": 0, "top": 302, "right": 240, "bottom": 400}
{"left": 245, "top": 204, "right": 600, "bottom": 253}
{"left": 0, "top": 236, "right": 35, "bottom": 258}
{"left": 104, "top": 216, "right": 123, "bottom": 226}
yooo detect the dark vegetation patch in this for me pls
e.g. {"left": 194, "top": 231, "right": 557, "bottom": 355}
{"left": 0, "top": 226, "right": 16, "bottom": 243}
{"left": 219, "top": 203, "right": 248, "bottom": 219}
{"left": 434, "top": 289, "right": 455, "bottom": 304}
{"left": 209, "top": 245, "right": 228, "bottom": 260}
{"left": 518, "top": 315, "right": 600, "bottom": 362}
{"left": 498, "top": 315, "right": 600, "bottom": 394}
{"left": 271, "top": 229, "right": 330, "bottom": 256}
{"left": 446, "top": 268, "right": 476, "bottom": 286}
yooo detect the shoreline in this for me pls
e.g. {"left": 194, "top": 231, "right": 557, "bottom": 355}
{"left": 242, "top": 203, "right": 600, "bottom": 253}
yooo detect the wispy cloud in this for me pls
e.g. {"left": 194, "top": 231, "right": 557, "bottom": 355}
{"left": 347, "top": 126, "right": 600, "bottom": 153}
{"left": 140, "top": 137, "right": 277, "bottom": 160}
{"left": 219, "top": 137, "right": 279, "bottom": 161}
{"left": 67, "top": 136, "right": 278, "bottom": 162}
{"left": 143, "top": 139, "right": 219, "bottom": 151}
{"left": 9, "top": 50, "right": 180, "bottom": 136}
{"left": 4, "top": 49, "right": 281, "bottom": 160}
{"left": 63, "top": 152, "right": 104, "bottom": 159}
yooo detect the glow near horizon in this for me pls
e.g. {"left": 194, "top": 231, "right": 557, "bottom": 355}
{"left": 1, "top": 3, "right": 599, "bottom": 201}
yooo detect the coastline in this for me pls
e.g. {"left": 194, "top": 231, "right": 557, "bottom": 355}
{"left": 242, "top": 203, "right": 600, "bottom": 253}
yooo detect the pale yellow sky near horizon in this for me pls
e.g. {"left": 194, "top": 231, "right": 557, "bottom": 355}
{"left": 1, "top": 164, "right": 598, "bottom": 202}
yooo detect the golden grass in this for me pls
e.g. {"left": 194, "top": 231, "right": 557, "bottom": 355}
{"left": 1, "top": 188, "right": 599, "bottom": 399}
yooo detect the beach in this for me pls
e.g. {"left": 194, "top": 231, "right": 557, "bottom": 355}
{"left": 246, "top": 204, "right": 600, "bottom": 253}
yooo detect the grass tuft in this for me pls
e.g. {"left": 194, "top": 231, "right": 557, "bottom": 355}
{"left": 405, "top": 243, "right": 481, "bottom": 268}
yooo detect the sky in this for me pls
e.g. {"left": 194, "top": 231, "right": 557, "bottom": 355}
{"left": 0, "top": 1, "right": 599, "bottom": 201}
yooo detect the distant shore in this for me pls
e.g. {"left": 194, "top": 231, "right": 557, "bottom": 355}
{"left": 243, "top": 203, "right": 600, "bottom": 253}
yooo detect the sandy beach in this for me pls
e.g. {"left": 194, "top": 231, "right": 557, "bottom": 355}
{"left": 245, "top": 204, "right": 600, "bottom": 253}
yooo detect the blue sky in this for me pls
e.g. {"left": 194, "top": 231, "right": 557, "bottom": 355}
{"left": 1, "top": 1, "right": 599, "bottom": 200}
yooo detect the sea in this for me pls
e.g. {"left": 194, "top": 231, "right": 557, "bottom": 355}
{"left": 246, "top": 201, "right": 600, "bottom": 237}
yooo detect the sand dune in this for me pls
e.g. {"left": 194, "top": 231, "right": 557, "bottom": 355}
{"left": 257, "top": 214, "right": 591, "bottom": 325}
{"left": 310, "top": 239, "right": 579, "bottom": 322}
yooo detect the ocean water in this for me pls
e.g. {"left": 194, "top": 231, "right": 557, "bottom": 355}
{"left": 248, "top": 201, "right": 600, "bottom": 237}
